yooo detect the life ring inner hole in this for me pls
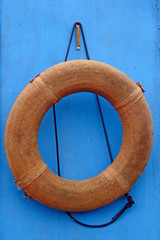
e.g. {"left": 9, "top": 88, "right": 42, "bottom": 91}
{"left": 38, "top": 92, "right": 123, "bottom": 181}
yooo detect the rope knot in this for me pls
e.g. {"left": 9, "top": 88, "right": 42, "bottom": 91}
{"left": 125, "top": 193, "right": 135, "bottom": 207}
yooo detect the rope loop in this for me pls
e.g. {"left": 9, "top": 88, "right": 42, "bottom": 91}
{"left": 53, "top": 22, "right": 135, "bottom": 228}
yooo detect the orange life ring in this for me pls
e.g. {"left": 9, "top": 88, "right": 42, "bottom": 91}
{"left": 5, "top": 60, "right": 153, "bottom": 212}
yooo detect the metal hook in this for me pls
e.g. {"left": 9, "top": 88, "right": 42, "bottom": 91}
{"left": 76, "top": 23, "right": 80, "bottom": 50}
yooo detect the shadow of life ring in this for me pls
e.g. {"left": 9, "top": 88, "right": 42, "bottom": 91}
{"left": 4, "top": 60, "right": 153, "bottom": 212}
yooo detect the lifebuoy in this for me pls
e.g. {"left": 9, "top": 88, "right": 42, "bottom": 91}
{"left": 5, "top": 60, "right": 153, "bottom": 212}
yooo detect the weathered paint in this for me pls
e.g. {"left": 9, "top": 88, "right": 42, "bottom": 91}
{"left": 0, "top": 0, "right": 159, "bottom": 239}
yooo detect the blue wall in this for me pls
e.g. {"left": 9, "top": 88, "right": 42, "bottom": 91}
{"left": 1, "top": 0, "right": 160, "bottom": 239}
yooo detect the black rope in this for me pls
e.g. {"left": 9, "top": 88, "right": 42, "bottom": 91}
{"left": 65, "top": 22, "right": 89, "bottom": 61}
{"left": 53, "top": 105, "right": 61, "bottom": 176}
{"left": 66, "top": 192, "right": 134, "bottom": 228}
{"left": 52, "top": 22, "right": 135, "bottom": 228}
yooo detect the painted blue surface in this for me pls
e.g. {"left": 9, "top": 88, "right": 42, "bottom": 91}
{"left": 1, "top": 0, "right": 160, "bottom": 239}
